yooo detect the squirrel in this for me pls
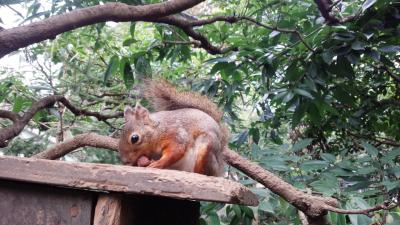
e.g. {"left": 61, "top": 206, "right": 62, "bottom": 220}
{"left": 118, "top": 79, "right": 228, "bottom": 176}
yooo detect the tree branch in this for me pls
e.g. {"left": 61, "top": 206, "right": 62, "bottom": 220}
{"left": 0, "top": 95, "right": 122, "bottom": 147}
{"left": 0, "top": 110, "right": 21, "bottom": 122}
{"left": 236, "top": 16, "right": 315, "bottom": 53}
{"left": 1, "top": 3, "right": 315, "bottom": 57}
{"left": 222, "top": 148, "right": 337, "bottom": 218}
{"left": 313, "top": 0, "right": 360, "bottom": 25}
{"left": 32, "top": 133, "right": 118, "bottom": 159}
{"left": 153, "top": 14, "right": 314, "bottom": 54}
{"left": 0, "top": 0, "right": 204, "bottom": 58}
{"left": 152, "top": 15, "right": 236, "bottom": 54}
{"left": 348, "top": 132, "right": 400, "bottom": 147}
{"left": 163, "top": 40, "right": 202, "bottom": 47}
{"left": 324, "top": 200, "right": 400, "bottom": 216}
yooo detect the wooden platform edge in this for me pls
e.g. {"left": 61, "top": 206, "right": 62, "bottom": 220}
{"left": 0, "top": 155, "right": 258, "bottom": 206}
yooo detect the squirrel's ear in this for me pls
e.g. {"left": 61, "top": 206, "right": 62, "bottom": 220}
{"left": 134, "top": 103, "right": 158, "bottom": 126}
{"left": 134, "top": 103, "right": 149, "bottom": 120}
{"left": 124, "top": 106, "right": 134, "bottom": 121}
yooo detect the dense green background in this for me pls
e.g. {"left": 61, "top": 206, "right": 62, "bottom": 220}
{"left": 0, "top": 0, "right": 399, "bottom": 224}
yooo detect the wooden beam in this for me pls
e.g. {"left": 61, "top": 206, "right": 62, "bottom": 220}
{"left": 93, "top": 194, "right": 123, "bottom": 225}
{"left": 0, "top": 155, "right": 258, "bottom": 206}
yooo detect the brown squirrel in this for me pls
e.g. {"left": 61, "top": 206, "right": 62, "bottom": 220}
{"left": 119, "top": 79, "right": 228, "bottom": 176}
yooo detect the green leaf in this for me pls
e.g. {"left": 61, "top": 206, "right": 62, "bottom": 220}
{"left": 269, "top": 30, "right": 280, "bottom": 38}
{"left": 367, "top": 50, "right": 380, "bottom": 61}
{"left": 241, "top": 206, "right": 254, "bottom": 219}
{"left": 123, "top": 38, "right": 137, "bottom": 46}
{"left": 322, "top": 50, "right": 335, "bottom": 65}
{"left": 199, "top": 218, "right": 207, "bottom": 225}
{"left": 232, "top": 130, "right": 248, "bottom": 147}
{"left": 232, "top": 205, "right": 241, "bottom": 217}
{"left": 378, "top": 45, "right": 400, "bottom": 53}
{"left": 134, "top": 55, "right": 152, "bottom": 76}
{"left": 120, "top": 58, "right": 134, "bottom": 89}
{"left": 347, "top": 197, "right": 372, "bottom": 225}
{"left": 307, "top": 103, "right": 322, "bottom": 124}
{"left": 249, "top": 127, "right": 260, "bottom": 144}
{"left": 208, "top": 211, "right": 220, "bottom": 225}
{"left": 362, "top": 0, "right": 377, "bottom": 12}
{"left": 332, "top": 86, "right": 355, "bottom": 105}
{"left": 351, "top": 41, "right": 367, "bottom": 50}
{"left": 262, "top": 63, "right": 275, "bottom": 78}
{"left": 262, "top": 158, "right": 288, "bottom": 171}
{"left": 300, "top": 160, "right": 329, "bottom": 171}
{"left": 12, "top": 96, "right": 29, "bottom": 113}
{"left": 103, "top": 55, "right": 119, "bottom": 85}
{"left": 310, "top": 178, "right": 338, "bottom": 196}
{"left": 129, "top": 22, "right": 136, "bottom": 37}
{"left": 259, "top": 200, "right": 275, "bottom": 213}
{"left": 250, "top": 188, "right": 269, "bottom": 198}
{"left": 381, "top": 148, "right": 400, "bottom": 163}
{"left": 329, "top": 57, "right": 354, "bottom": 78}
{"left": 333, "top": 32, "right": 355, "bottom": 42}
{"left": 356, "top": 166, "right": 377, "bottom": 175}
{"left": 361, "top": 142, "right": 379, "bottom": 158}
{"left": 286, "top": 61, "right": 302, "bottom": 81}
{"left": 282, "top": 91, "right": 294, "bottom": 103}
{"left": 294, "top": 88, "right": 314, "bottom": 99}
{"left": 292, "top": 103, "right": 307, "bottom": 128}
{"left": 381, "top": 180, "right": 400, "bottom": 191}
{"left": 291, "top": 138, "right": 313, "bottom": 152}
{"left": 321, "top": 153, "right": 336, "bottom": 163}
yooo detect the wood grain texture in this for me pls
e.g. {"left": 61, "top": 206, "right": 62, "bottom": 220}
{"left": 0, "top": 180, "right": 93, "bottom": 225}
{"left": 94, "top": 194, "right": 123, "bottom": 225}
{"left": 0, "top": 155, "right": 258, "bottom": 206}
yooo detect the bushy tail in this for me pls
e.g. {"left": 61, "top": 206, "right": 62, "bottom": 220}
{"left": 143, "top": 78, "right": 223, "bottom": 123}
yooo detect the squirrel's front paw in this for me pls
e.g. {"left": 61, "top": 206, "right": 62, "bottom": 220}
{"left": 147, "top": 161, "right": 164, "bottom": 169}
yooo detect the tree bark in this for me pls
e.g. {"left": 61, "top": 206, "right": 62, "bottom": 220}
{"left": 0, "top": 0, "right": 204, "bottom": 58}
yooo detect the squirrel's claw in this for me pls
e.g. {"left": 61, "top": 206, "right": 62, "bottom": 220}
{"left": 147, "top": 161, "right": 163, "bottom": 169}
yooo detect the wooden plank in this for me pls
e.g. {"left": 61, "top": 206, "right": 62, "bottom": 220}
{"left": 0, "top": 180, "right": 93, "bottom": 225}
{"left": 93, "top": 194, "right": 123, "bottom": 225}
{"left": 0, "top": 155, "right": 258, "bottom": 206}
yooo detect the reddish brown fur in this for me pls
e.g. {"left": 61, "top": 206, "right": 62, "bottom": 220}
{"left": 144, "top": 78, "right": 229, "bottom": 146}
{"left": 119, "top": 79, "right": 228, "bottom": 176}
{"left": 144, "top": 78, "right": 223, "bottom": 123}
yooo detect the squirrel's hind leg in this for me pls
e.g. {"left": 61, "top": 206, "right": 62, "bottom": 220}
{"left": 194, "top": 134, "right": 224, "bottom": 176}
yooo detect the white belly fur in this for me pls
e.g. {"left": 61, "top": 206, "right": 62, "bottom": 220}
{"left": 168, "top": 138, "right": 204, "bottom": 172}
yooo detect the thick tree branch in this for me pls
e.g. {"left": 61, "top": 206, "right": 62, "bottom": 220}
{"left": 0, "top": 95, "right": 122, "bottom": 147}
{"left": 222, "top": 149, "right": 337, "bottom": 218}
{"left": 1, "top": 3, "right": 314, "bottom": 57}
{"left": 0, "top": 0, "right": 204, "bottom": 58}
{"left": 33, "top": 133, "right": 118, "bottom": 159}
{"left": 0, "top": 110, "right": 21, "bottom": 122}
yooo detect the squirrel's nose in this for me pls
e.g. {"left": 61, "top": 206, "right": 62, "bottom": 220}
{"left": 131, "top": 134, "right": 140, "bottom": 144}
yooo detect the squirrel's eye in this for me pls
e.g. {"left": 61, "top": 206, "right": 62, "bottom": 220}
{"left": 131, "top": 134, "right": 140, "bottom": 144}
